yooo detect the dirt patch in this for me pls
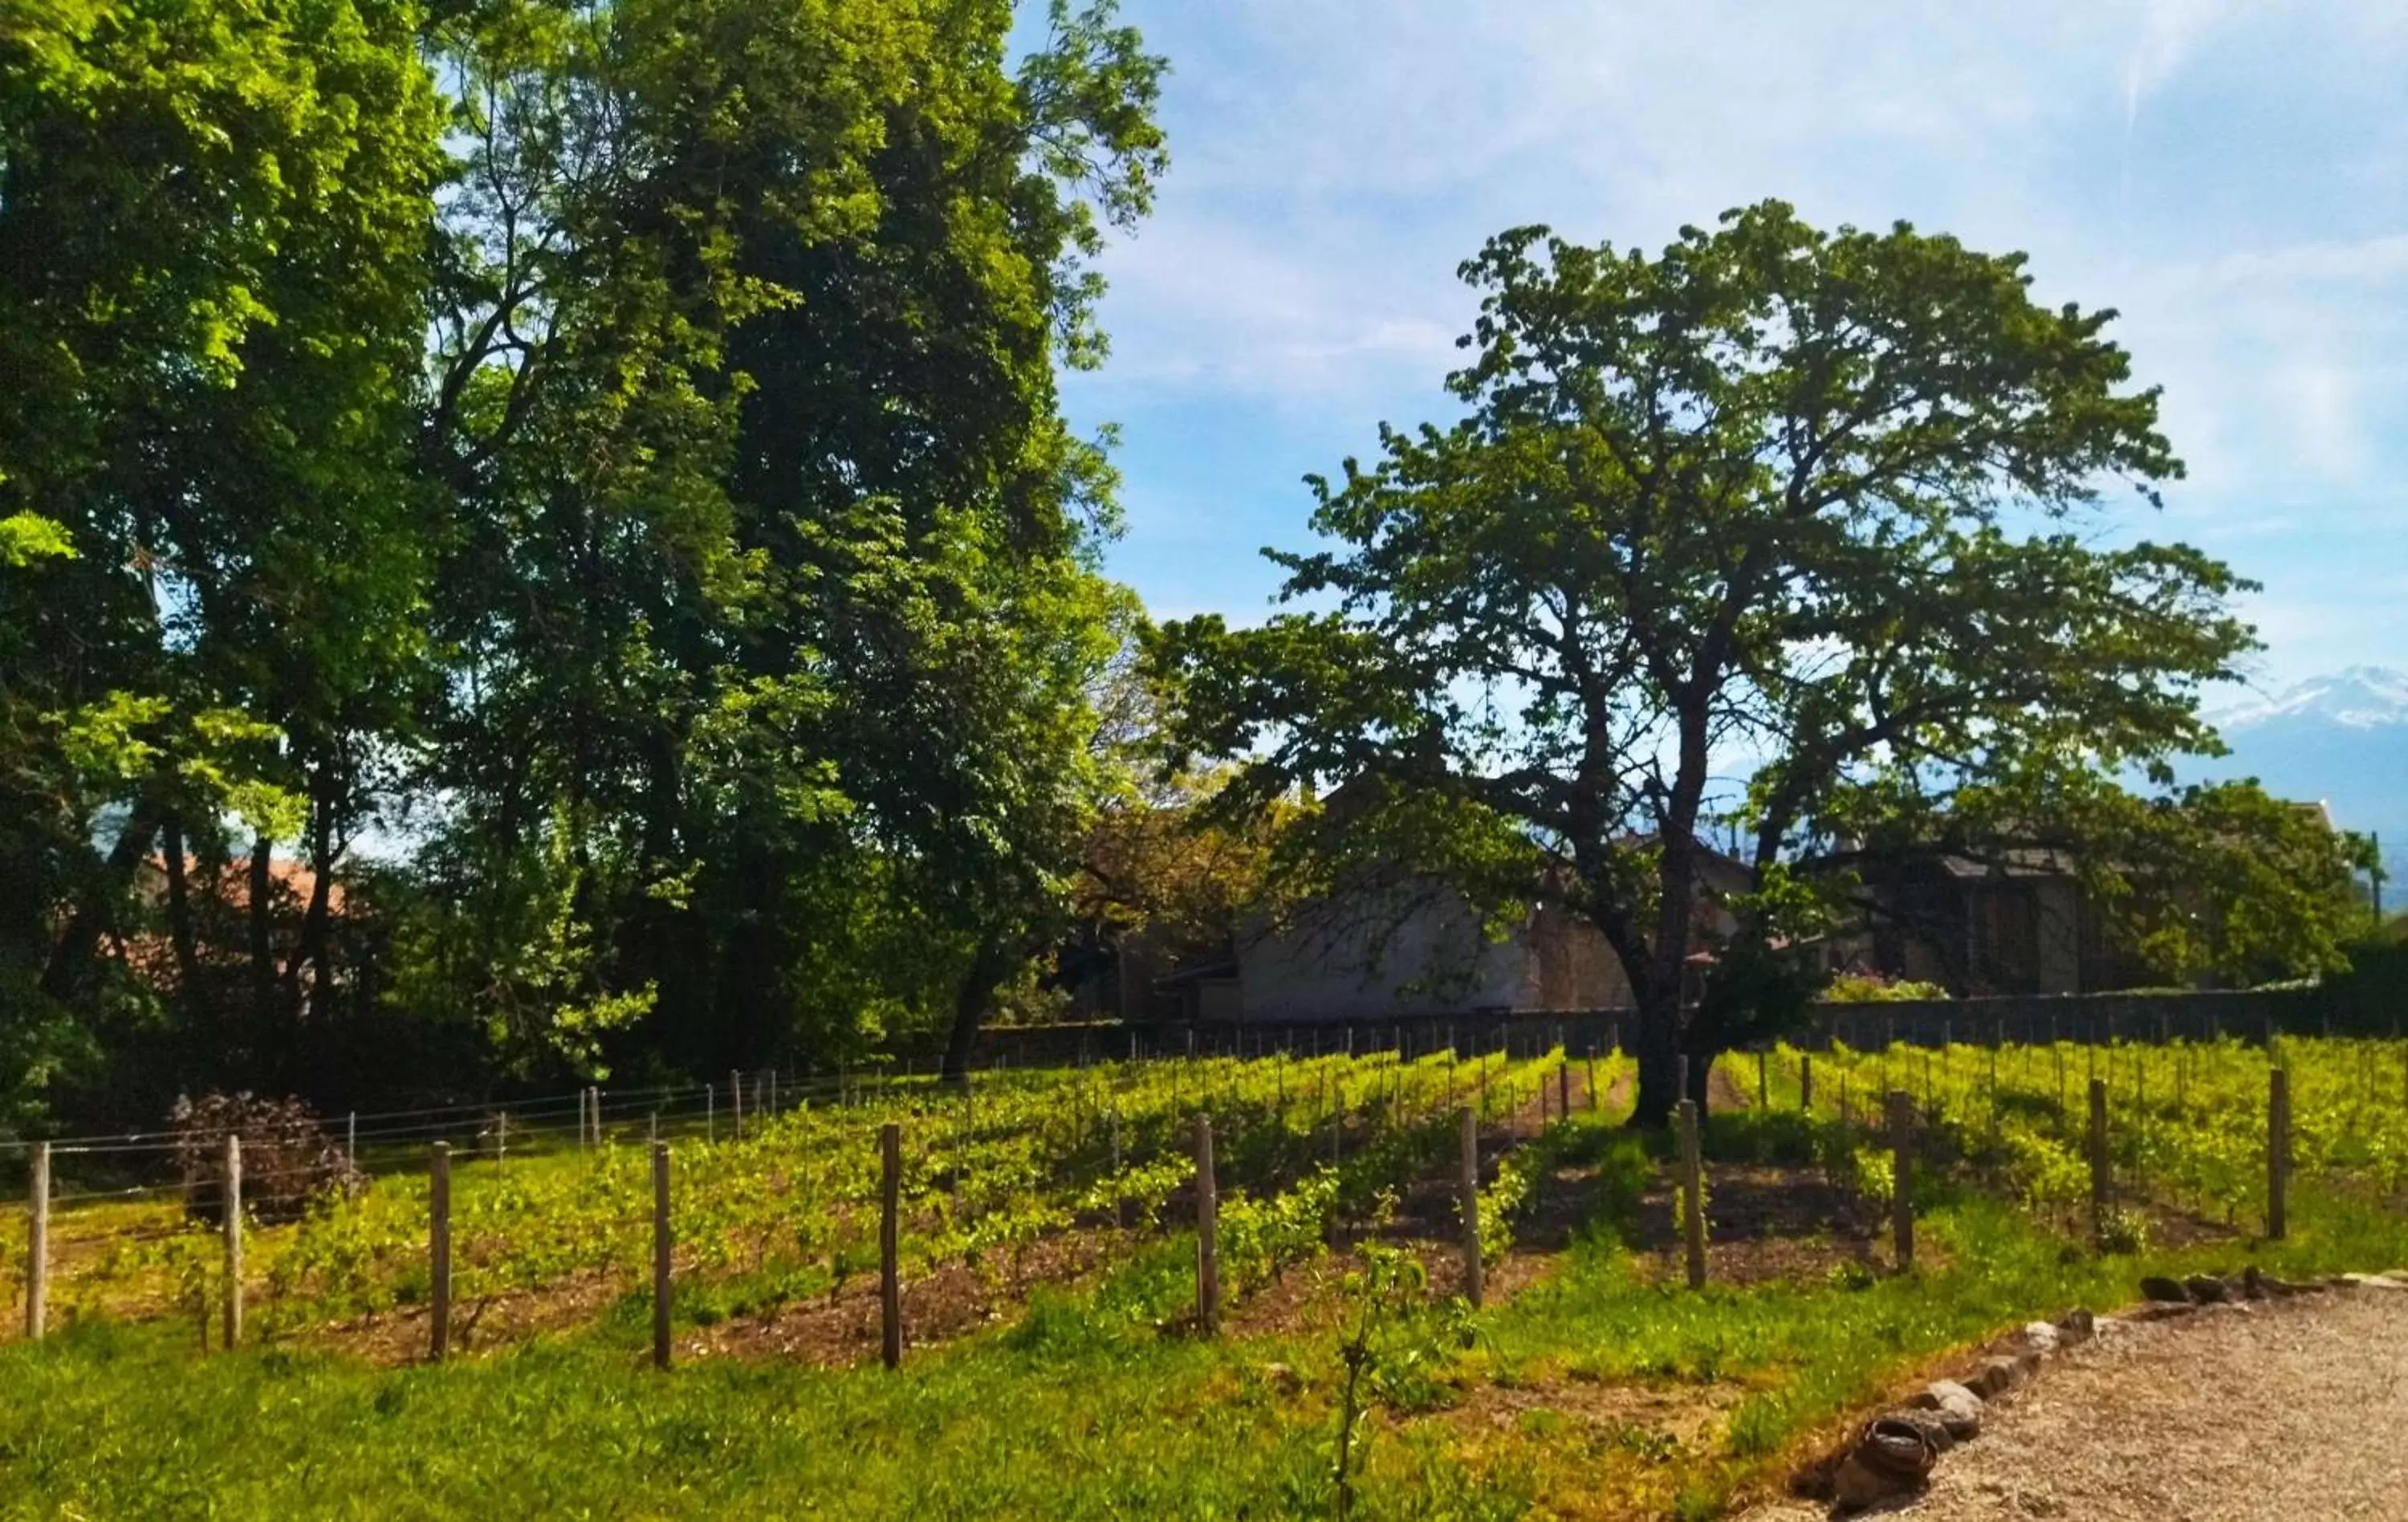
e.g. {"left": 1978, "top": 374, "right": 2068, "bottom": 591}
{"left": 2133, "top": 1198, "right": 2248, "bottom": 1251}
{"left": 311, "top": 1271, "right": 630, "bottom": 1365}
{"left": 681, "top": 1227, "right": 1126, "bottom": 1366}
{"left": 1625, "top": 1163, "right": 1898, "bottom": 1284}
{"left": 1444, "top": 1371, "right": 1745, "bottom": 1454}
{"left": 1708, "top": 1062, "right": 1754, "bottom": 1113}
{"left": 1223, "top": 1235, "right": 1566, "bottom": 1342}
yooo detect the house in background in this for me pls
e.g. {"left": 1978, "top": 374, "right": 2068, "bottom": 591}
{"left": 1838, "top": 798, "right": 2344, "bottom": 995}
{"left": 1841, "top": 849, "right": 2109, "bottom": 995}
{"left": 1227, "top": 848, "right": 1752, "bottom": 1023}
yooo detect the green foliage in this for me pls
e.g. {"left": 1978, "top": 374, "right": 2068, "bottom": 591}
{"left": 14, "top": 1041, "right": 2408, "bottom": 1518}
{"left": 1153, "top": 200, "right": 2258, "bottom": 1125}
{"left": 0, "top": 510, "right": 73, "bottom": 567}
{"left": 0, "top": 0, "right": 437, "bottom": 1120}
{"left": 1328, "top": 1240, "right": 1431, "bottom": 1520}
{"left": 0, "top": 0, "right": 1173, "bottom": 1116}
{"left": 1822, "top": 974, "right": 1952, "bottom": 1003}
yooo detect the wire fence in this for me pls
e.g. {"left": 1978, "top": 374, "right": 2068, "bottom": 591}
{"left": 2, "top": 1043, "right": 1586, "bottom": 1367}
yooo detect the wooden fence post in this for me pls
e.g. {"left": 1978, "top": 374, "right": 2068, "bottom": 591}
{"left": 880, "top": 1121, "right": 902, "bottom": 1369}
{"left": 1458, "top": 1106, "right": 1484, "bottom": 1307}
{"left": 1194, "top": 1116, "right": 1219, "bottom": 1337}
{"left": 652, "top": 1141, "right": 672, "bottom": 1369}
{"left": 1888, "top": 1090, "right": 1914, "bottom": 1273}
{"left": 222, "top": 1133, "right": 242, "bottom": 1349}
{"left": 1800, "top": 1055, "right": 1813, "bottom": 1114}
{"left": 429, "top": 1141, "right": 452, "bottom": 1361}
{"left": 2089, "top": 1078, "right": 2110, "bottom": 1246}
{"left": 1109, "top": 1109, "right": 1127, "bottom": 1229}
{"left": 2268, "top": 1067, "right": 2289, "bottom": 1240}
{"left": 25, "top": 1141, "right": 47, "bottom": 1341}
{"left": 1678, "top": 1098, "right": 1706, "bottom": 1289}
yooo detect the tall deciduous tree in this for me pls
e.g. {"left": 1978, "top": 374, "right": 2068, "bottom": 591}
{"left": 407, "top": 0, "right": 1165, "bottom": 1082}
{"left": 1153, "top": 202, "right": 2255, "bottom": 1126}
{"left": 0, "top": 0, "right": 438, "bottom": 1114}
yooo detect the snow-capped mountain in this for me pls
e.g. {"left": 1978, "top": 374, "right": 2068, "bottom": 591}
{"left": 2195, "top": 666, "right": 2407, "bottom": 887}
{"left": 2207, "top": 665, "right": 2408, "bottom": 732}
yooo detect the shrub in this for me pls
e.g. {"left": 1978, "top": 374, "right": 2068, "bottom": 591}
{"left": 172, "top": 1092, "right": 357, "bottom": 1225}
{"left": 1821, "top": 974, "right": 1951, "bottom": 1004}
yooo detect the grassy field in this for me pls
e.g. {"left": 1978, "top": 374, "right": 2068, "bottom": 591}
{"left": 5, "top": 1038, "right": 2408, "bottom": 1519}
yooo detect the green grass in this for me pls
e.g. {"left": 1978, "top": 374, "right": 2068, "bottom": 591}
{"left": 0, "top": 1216, "right": 1532, "bottom": 1520}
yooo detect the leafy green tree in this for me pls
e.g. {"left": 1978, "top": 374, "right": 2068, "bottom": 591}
{"left": 1153, "top": 202, "right": 2255, "bottom": 1126}
{"left": 405, "top": 0, "right": 1165, "bottom": 1083}
{"left": 2068, "top": 780, "right": 2373, "bottom": 987}
{"left": 0, "top": 0, "right": 438, "bottom": 1115}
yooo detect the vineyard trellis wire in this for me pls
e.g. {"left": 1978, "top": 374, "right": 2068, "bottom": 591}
{"left": 7, "top": 1034, "right": 1618, "bottom": 1361}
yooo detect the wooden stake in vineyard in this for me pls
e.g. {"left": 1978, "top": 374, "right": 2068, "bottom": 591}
{"left": 880, "top": 1121, "right": 902, "bottom": 1369}
{"left": 1888, "top": 1090, "right": 1914, "bottom": 1273}
{"left": 1800, "top": 1055, "right": 1812, "bottom": 1113}
{"left": 1458, "top": 1107, "right": 1483, "bottom": 1308}
{"left": 222, "top": 1133, "right": 242, "bottom": 1350}
{"left": 1678, "top": 1097, "right": 1706, "bottom": 1289}
{"left": 1194, "top": 1116, "right": 1220, "bottom": 1337}
{"left": 429, "top": 1141, "right": 452, "bottom": 1361}
{"left": 2268, "top": 1067, "right": 2289, "bottom": 1241}
{"left": 652, "top": 1142, "right": 673, "bottom": 1369}
{"left": 2088, "top": 1078, "right": 2110, "bottom": 1247}
{"left": 1108, "top": 1109, "right": 1127, "bottom": 1229}
{"left": 24, "top": 1141, "right": 48, "bottom": 1341}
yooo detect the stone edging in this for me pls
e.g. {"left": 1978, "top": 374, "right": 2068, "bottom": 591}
{"left": 1819, "top": 1267, "right": 2408, "bottom": 1513}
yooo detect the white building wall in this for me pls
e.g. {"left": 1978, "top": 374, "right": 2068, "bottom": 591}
{"left": 1239, "top": 889, "right": 1533, "bottom": 1022}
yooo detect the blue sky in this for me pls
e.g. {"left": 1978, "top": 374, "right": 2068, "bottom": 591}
{"left": 1054, "top": 0, "right": 2408, "bottom": 695}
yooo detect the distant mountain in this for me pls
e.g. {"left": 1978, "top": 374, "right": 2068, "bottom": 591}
{"left": 2207, "top": 666, "right": 2408, "bottom": 732}
{"left": 2196, "top": 665, "right": 2407, "bottom": 889}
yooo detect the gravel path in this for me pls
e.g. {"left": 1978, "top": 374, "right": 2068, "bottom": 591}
{"left": 1743, "top": 1288, "right": 2408, "bottom": 1520}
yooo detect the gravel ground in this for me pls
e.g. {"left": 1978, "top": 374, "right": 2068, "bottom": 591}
{"left": 1741, "top": 1287, "right": 2408, "bottom": 1520}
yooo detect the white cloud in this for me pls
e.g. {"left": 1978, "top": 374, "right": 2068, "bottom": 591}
{"left": 1075, "top": 0, "right": 2408, "bottom": 686}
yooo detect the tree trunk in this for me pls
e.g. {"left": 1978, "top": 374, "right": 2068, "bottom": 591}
{"left": 161, "top": 817, "right": 205, "bottom": 1015}
{"left": 246, "top": 834, "right": 277, "bottom": 1038}
{"left": 42, "top": 810, "right": 160, "bottom": 1000}
{"left": 940, "top": 940, "right": 1015, "bottom": 1085}
{"left": 1630, "top": 982, "right": 1686, "bottom": 1129}
{"left": 1630, "top": 832, "right": 1704, "bottom": 1128}
{"left": 291, "top": 792, "right": 336, "bottom": 1021}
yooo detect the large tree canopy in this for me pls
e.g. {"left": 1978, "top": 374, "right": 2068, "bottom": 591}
{"left": 1, "top": 0, "right": 440, "bottom": 1117}
{"left": 0, "top": 0, "right": 1167, "bottom": 1126}
{"left": 1153, "top": 201, "right": 2272, "bottom": 1126}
